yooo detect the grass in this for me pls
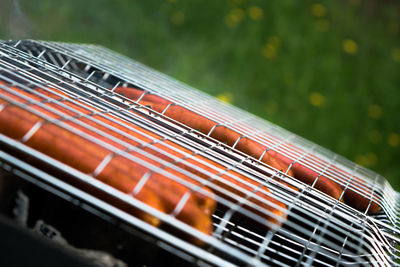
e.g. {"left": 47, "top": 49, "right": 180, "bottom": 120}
{"left": 1, "top": 0, "right": 400, "bottom": 190}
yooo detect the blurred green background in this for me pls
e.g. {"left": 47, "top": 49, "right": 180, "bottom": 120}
{"left": 1, "top": 0, "right": 399, "bottom": 190}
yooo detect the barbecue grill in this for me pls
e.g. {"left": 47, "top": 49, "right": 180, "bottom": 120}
{"left": 0, "top": 40, "right": 399, "bottom": 267}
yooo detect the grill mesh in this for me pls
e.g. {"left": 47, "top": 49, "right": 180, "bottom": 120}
{"left": 0, "top": 40, "right": 399, "bottom": 266}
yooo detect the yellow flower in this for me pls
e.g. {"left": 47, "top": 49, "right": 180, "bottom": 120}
{"left": 368, "top": 130, "right": 382, "bottom": 144}
{"left": 265, "top": 100, "right": 278, "bottom": 114}
{"left": 268, "top": 36, "right": 281, "bottom": 47}
{"left": 217, "top": 92, "right": 234, "bottom": 104}
{"left": 283, "top": 73, "right": 294, "bottom": 85}
{"left": 388, "top": 23, "right": 398, "bottom": 36}
{"left": 343, "top": 39, "right": 358, "bottom": 54}
{"left": 311, "top": 3, "right": 326, "bottom": 17}
{"left": 355, "top": 154, "right": 366, "bottom": 166}
{"left": 225, "top": 8, "right": 245, "bottom": 27}
{"left": 225, "top": 17, "right": 237, "bottom": 28}
{"left": 349, "top": 0, "right": 361, "bottom": 6}
{"left": 367, "top": 152, "right": 378, "bottom": 166}
{"left": 315, "top": 19, "right": 330, "bottom": 32}
{"left": 248, "top": 6, "right": 264, "bottom": 20}
{"left": 171, "top": 11, "right": 184, "bottom": 25}
{"left": 262, "top": 44, "right": 277, "bottom": 59}
{"left": 232, "top": 0, "right": 243, "bottom": 4}
{"left": 355, "top": 152, "right": 378, "bottom": 167}
{"left": 309, "top": 92, "right": 325, "bottom": 107}
{"left": 392, "top": 48, "right": 400, "bottom": 63}
{"left": 368, "top": 104, "right": 382, "bottom": 119}
{"left": 261, "top": 36, "right": 281, "bottom": 60}
{"left": 387, "top": 133, "right": 399, "bottom": 147}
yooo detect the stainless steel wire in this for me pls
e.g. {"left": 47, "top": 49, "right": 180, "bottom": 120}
{"left": 0, "top": 40, "right": 398, "bottom": 266}
{"left": 41, "top": 41, "right": 393, "bottom": 211}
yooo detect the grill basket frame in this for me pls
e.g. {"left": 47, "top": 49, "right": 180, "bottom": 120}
{"left": 0, "top": 40, "right": 398, "bottom": 266}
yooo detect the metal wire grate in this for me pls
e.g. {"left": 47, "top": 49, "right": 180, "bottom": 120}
{"left": 0, "top": 39, "right": 399, "bottom": 266}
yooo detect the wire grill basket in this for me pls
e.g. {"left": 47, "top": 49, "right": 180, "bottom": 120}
{"left": 0, "top": 40, "right": 399, "bottom": 266}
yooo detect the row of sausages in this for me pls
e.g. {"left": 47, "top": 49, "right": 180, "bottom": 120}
{"left": 114, "top": 86, "right": 382, "bottom": 214}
